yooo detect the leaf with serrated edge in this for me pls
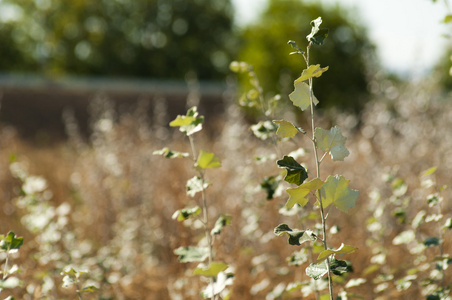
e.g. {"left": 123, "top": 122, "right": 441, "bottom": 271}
{"left": 315, "top": 126, "right": 349, "bottom": 161}
{"left": 273, "top": 120, "right": 299, "bottom": 138}
{"left": 315, "top": 243, "right": 357, "bottom": 263}
{"left": 319, "top": 175, "right": 358, "bottom": 213}
{"left": 196, "top": 150, "right": 221, "bottom": 169}
{"left": 193, "top": 262, "right": 228, "bottom": 277}
{"left": 286, "top": 178, "right": 325, "bottom": 208}
{"left": 289, "top": 81, "right": 318, "bottom": 111}
{"left": 296, "top": 65, "right": 329, "bottom": 82}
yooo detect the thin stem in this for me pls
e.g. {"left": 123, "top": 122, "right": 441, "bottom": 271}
{"left": 305, "top": 42, "right": 334, "bottom": 299}
{"left": 188, "top": 134, "right": 215, "bottom": 300}
{"left": 2, "top": 251, "right": 10, "bottom": 280}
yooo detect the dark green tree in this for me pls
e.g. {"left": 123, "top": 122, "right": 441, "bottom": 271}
{"left": 237, "top": 0, "right": 377, "bottom": 113}
{"left": 0, "top": 0, "right": 236, "bottom": 79}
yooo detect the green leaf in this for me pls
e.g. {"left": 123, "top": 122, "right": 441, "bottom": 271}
{"left": 172, "top": 206, "right": 201, "bottom": 222}
{"left": 260, "top": 176, "right": 280, "bottom": 200}
{"left": 306, "top": 259, "right": 328, "bottom": 280}
{"left": 422, "top": 166, "right": 437, "bottom": 176}
{"left": 276, "top": 156, "right": 308, "bottom": 186}
{"left": 211, "top": 214, "right": 232, "bottom": 235}
{"left": 186, "top": 176, "right": 210, "bottom": 197}
{"left": 307, "top": 17, "right": 329, "bottom": 45}
{"left": 319, "top": 175, "right": 359, "bottom": 213}
{"left": 274, "top": 224, "right": 316, "bottom": 246}
{"left": 196, "top": 150, "right": 221, "bottom": 169}
{"left": 289, "top": 81, "right": 318, "bottom": 111}
{"left": 287, "top": 249, "right": 309, "bottom": 266}
{"left": 250, "top": 120, "right": 277, "bottom": 140}
{"left": 62, "top": 275, "right": 76, "bottom": 288}
{"left": 0, "top": 277, "right": 21, "bottom": 289}
{"left": 315, "top": 243, "right": 357, "bottom": 263}
{"left": 193, "top": 262, "right": 228, "bottom": 277}
{"left": 423, "top": 237, "right": 441, "bottom": 247}
{"left": 174, "top": 246, "right": 209, "bottom": 263}
{"left": 330, "top": 258, "right": 350, "bottom": 276}
{"left": 392, "top": 230, "right": 416, "bottom": 245}
{"left": 0, "top": 232, "right": 24, "bottom": 252}
{"left": 296, "top": 65, "right": 329, "bottom": 82}
{"left": 169, "top": 106, "right": 204, "bottom": 136}
{"left": 153, "top": 147, "right": 189, "bottom": 159}
{"left": 443, "top": 217, "right": 452, "bottom": 229}
{"left": 273, "top": 120, "right": 300, "bottom": 138}
{"left": 443, "top": 14, "right": 452, "bottom": 23}
{"left": 81, "top": 285, "right": 99, "bottom": 293}
{"left": 315, "top": 126, "right": 349, "bottom": 161}
{"left": 285, "top": 178, "right": 325, "bottom": 209}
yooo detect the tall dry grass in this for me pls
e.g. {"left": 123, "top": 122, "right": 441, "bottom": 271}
{"left": 0, "top": 76, "right": 451, "bottom": 299}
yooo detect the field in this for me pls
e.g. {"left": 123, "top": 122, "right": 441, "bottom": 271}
{"left": 0, "top": 76, "right": 451, "bottom": 299}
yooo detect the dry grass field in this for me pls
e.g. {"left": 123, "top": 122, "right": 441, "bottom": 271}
{"left": 0, "top": 77, "right": 451, "bottom": 299}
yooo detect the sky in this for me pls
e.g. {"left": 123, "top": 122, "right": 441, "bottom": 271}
{"left": 231, "top": 0, "right": 451, "bottom": 77}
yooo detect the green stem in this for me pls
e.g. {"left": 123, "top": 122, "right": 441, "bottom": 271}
{"left": 189, "top": 135, "right": 215, "bottom": 300}
{"left": 2, "top": 250, "right": 10, "bottom": 280}
{"left": 305, "top": 42, "right": 334, "bottom": 299}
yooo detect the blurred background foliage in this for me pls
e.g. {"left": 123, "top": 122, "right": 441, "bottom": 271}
{"left": 0, "top": 0, "right": 236, "bottom": 79}
{"left": 0, "top": 0, "right": 451, "bottom": 113}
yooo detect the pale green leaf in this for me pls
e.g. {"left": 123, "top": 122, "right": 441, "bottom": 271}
{"left": 315, "top": 126, "right": 349, "bottom": 161}
{"left": 289, "top": 81, "right": 318, "bottom": 111}
{"left": 169, "top": 107, "right": 204, "bottom": 136}
{"left": 62, "top": 275, "right": 75, "bottom": 288}
{"left": 345, "top": 278, "right": 366, "bottom": 288}
{"left": 193, "top": 262, "right": 228, "bottom": 277}
{"left": 211, "top": 214, "right": 232, "bottom": 235}
{"left": 319, "top": 175, "right": 358, "bottom": 213}
{"left": 306, "top": 259, "right": 328, "bottom": 280}
{"left": 201, "top": 271, "right": 233, "bottom": 298}
{"left": 443, "top": 14, "right": 452, "bottom": 23}
{"left": 82, "top": 285, "right": 99, "bottom": 292}
{"left": 174, "top": 246, "right": 209, "bottom": 263}
{"left": 422, "top": 166, "right": 437, "bottom": 177}
{"left": 315, "top": 243, "right": 357, "bottom": 263}
{"left": 172, "top": 206, "right": 201, "bottom": 221}
{"left": 153, "top": 147, "right": 189, "bottom": 159}
{"left": 392, "top": 230, "right": 415, "bottom": 245}
{"left": 274, "top": 224, "right": 316, "bottom": 246}
{"left": 273, "top": 120, "right": 299, "bottom": 138}
{"left": 296, "top": 65, "right": 329, "bottom": 82}
{"left": 0, "top": 277, "right": 21, "bottom": 289}
{"left": 250, "top": 120, "right": 277, "bottom": 140}
{"left": 306, "top": 17, "right": 329, "bottom": 45}
{"left": 196, "top": 150, "right": 221, "bottom": 169}
{"left": 186, "top": 176, "right": 210, "bottom": 197}
{"left": 285, "top": 178, "right": 325, "bottom": 209}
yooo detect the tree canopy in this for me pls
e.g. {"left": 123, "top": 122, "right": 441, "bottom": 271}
{"left": 236, "top": 0, "right": 377, "bottom": 113}
{"left": 0, "top": 0, "right": 237, "bottom": 79}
